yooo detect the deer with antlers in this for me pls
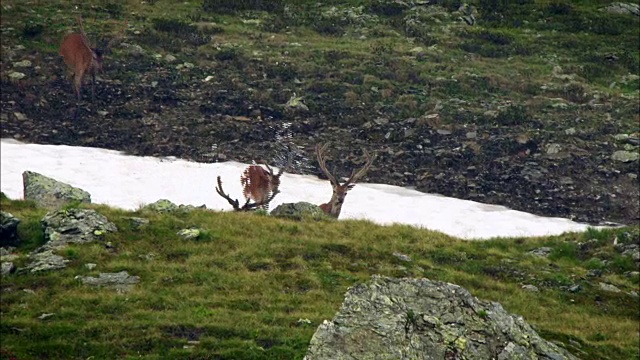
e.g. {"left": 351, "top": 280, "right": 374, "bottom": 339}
{"left": 59, "top": 15, "right": 126, "bottom": 105}
{"left": 316, "top": 143, "right": 376, "bottom": 219}
{"left": 216, "top": 159, "right": 290, "bottom": 212}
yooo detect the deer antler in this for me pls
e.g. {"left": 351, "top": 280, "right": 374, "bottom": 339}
{"left": 316, "top": 143, "right": 338, "bottom": 186}
{"left": 216, "top": 176, "right": 280, "bottom": 212}
{"left": 344, "top": 149, "right": 376, "bottom": 186}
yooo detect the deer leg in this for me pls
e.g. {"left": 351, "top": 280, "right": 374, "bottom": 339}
{"left": 74, "top": 72, "right": 83, "bottom": 103}
{"left": 91, "top": 71, "right": 96, "bottom": 101}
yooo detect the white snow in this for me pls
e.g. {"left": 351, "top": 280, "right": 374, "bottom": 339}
{"left": 0, "top": 138, "right": 596, "bottom": 240}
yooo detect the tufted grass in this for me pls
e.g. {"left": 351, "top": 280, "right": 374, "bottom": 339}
{"left": 1, "top": 194, "right": 638, "bottom": 359}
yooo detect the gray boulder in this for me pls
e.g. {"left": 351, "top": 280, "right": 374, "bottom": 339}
{"left": 0, "top": 211, "right": 21, "bottom": 247}
{"left": 304, "top": 276, "right": 578, "bottom": 360}
{"left": 41, "top": 208, "right": 117, "bottom": 249}
{"left": 23, "top": 171, "right": 91, "bottom": 210}
{"left": 271, "top": 202, "right": 327, "bottom": 220}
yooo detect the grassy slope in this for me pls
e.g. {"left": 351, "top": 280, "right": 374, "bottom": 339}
{"left": 1, "top": 194, "right": 638, "bottom": 360}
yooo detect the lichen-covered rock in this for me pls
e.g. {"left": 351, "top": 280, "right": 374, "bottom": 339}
{"left": 177, "top": 228, "right": 201, "bottom": 240}
{"left": 76, "top": 271, "right": 140, "bottom": 292}
{"left": 41, "top": 208, "right": 117, "bottom": 249}
{"left": 602, "top": 2, "right": 640, "bottom": 16}
{"left": 23, "top": 171, "right": 91, "bottom": 210}
{"left": 304, "top": 276, "right": 578, "bottom": 360}
{"left": 24, "top": 250, "right": 70, "bottom": 272}
{"left": 271, "top": 202, "right": 326, "bottom": 220}
{"left": 145, "top": 199, "right": 179, "bottom": 213}
{"left": 0, "top": 211, "right": 21, "bottom": 247}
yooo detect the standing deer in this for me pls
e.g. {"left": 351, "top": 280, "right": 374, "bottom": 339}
{"left": 59, "top": 16, "right": 125, "bottom": 105}
{"left": 316, "top": 143, "right": 376, "bottom": 218}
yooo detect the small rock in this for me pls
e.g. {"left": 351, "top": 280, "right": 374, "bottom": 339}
{"left": 567, "top": 284, "right": 582, "bottom": 293}
{"left": 13, "top": 112, "right": 27, "bottom": 121}
{"left": 564, "top": 128, "right": 577, "bottom": 135}
{"left": 127, "top": 217, "right": 150, "bottom": 229}
{"left": 38, "top": 313, "right": 55, "bottom": 320}
{"left": 599, "top": 282, "right": 621, "bottom": 293}
{"left": 522, "top": 284, "right": 539, "bottom": 292}
{"left": 611, "top": 150, "right": 639, "bottom": 162}
{"left": 145, "top": 199, "right": 178, "bottom": 212}
{"left": 177, "top": 228, "right": 201, "bottom": 240}
{"left": 1, "top": 262, "right": 16, "bottom": 276}
{"left": 393, "top": 252, "right": 412, "bottom": 262}
{"left": 85, "top": 263, "right": 97, "bottom": 270}
{"left": 13, "top": 60, "right": 32, "bottom": 67}
{"left": 546, "top": 144, "right": 562, "bottom": 154}
{"left": 8, "top": 71, "right": 26, "bottom": 80}
{"left": 165, "top": 54, "right": 177, "bottom": 62}
{"left": 466, "top": 131, "right": 477, "bottom": 139}
{"left": 586, "top": 269, "right": 603, "bottom": 278}
{"left": 528, "top": 247, "right": 552, "bottom": 257}
{"left": 436, "top": 129, "right": 452, "bottom": 135}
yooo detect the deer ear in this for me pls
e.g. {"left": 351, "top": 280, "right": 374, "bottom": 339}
{"left": 347, "top": 184, "right": 356, "bottom": 190}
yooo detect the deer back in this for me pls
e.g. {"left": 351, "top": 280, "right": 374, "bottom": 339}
{"left": 59, "top": 33, "right": 102, "bottom": 75}
{"left": 241, "top": 165, "right": 275, "bottom": 203}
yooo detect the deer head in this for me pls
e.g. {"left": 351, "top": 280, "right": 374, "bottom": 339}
{"left": 316, "top": 143, "right": 375, "bottom": 218}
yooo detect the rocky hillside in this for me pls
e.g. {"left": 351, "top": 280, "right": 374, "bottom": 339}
{"left": 1, "top": 0, "right": 639, "bottom": 224}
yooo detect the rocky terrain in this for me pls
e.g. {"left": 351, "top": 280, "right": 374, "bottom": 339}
{"left": 1, "top": 0, "right": 639, "bottom": 225}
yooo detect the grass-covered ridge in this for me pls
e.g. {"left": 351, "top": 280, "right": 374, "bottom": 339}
{"left": 1, "top": 194, "right": 638, "bottom": 360}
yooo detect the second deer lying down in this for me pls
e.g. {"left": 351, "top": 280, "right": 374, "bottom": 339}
{"left": 316, "top": 143, "right": 376, "bottom": 219}
{"left": 215, "top": 160, "right": 289, "bottom": 211}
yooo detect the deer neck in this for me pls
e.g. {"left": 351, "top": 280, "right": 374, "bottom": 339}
{"left": 324, "top": 191, "right": 346, "bottom": 218}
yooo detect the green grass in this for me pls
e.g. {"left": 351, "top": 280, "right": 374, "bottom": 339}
{"left": 1, "top": 195, "right": 638, "bottom": 359}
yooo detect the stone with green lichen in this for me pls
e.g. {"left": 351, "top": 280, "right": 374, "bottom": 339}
{"left": 304, "top": 276, "right": 578, "bottom": 360}
{"left": 271, "top": 202, "right": 328, "bottom": 221}
{"left": 177, "top": 228, "right": 201, "bottom": 240}
{"left": 41, "top": 209, "right": 117, "bottom": 249}
{"left": 144, "top": 199, "right": 179, "bottom": 213}
{"left": 22, "top": 171, "right": 91, "bottom": 210}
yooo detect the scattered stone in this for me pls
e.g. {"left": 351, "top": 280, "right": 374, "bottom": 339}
{"left": 568, "top": 284, "right": 582, "bottom": 293}
{"left": 436, "top": 129, "right": 452, "bottom": 135}
{"left": 465, "top": 131, "right": 477, "bottom": 139}
{"left": 393, "top": 252, "right": 412, "bottom": 262}
{"left": 23, "top": 171, "right": 91, "bottom": 210}
{"left": 13, "top": 112, "right": 27, "bottom": 121}
{"left": 565, "top": 128, "right": 577, "bottom": 135}
{"left": 24, "top": 250, "right": 70, "bottom": 272}
{"left": 297, "top": 318, "right": 313, "bottom": 326}
{"left": 599, "top": 282, "right": 621, "bottom": 293}
{"left": 528, "top": 247, "right": 552, "bottom": 257}
{"left": 41, "top": 208, "right": 117, "bottom": 249}
{"left": 304, "top": 276, "right": 577, "bottom": 360}
{"left": 177, "top": 228, "right": 201, "bottom": 240}
{"left": 602, "top": 2, "right": 639, "bottom": 16}
{"left": 76, "top": 271, "right": 140, "bottom": 292}
{"left": 546, "top": 144, "right": 562, "bottom": 155}
{"left": 8, "top": 71, "right": 26, "bottom": 80}
{"left": 586, "top": 269, "right": 603, "bottom": 278}
{"left": 271, "top": 202, "right": 326, "bottom": 220}
{"left": 522, "top": 284, "right": 539, "bottom": 292}
{"left": 165, "top": 54, "right": 177, "bottom": 62}
{"left": 611, "top": 150, "right": 639, "bottom": 162}
{"left": 1, "top": 262, "right": 16, "bottom": 276}
{"left": 13, "top": 60, "right": 31, "bottom": 67}
{"left": 85, "top": 263, "right": 97, "bottom": 270}
{"left": 38, "top": 313, "right": 55, "bottom": 320}
{"left": 126, "top": 216, "right": 150, "bottom": 230}
{"left": 0, "top": 211, "right": 21, "bottom": 247}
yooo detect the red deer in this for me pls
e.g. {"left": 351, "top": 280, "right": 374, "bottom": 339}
{"left": 59, "top": 16, "right": 126, "bottom": 104}
{"left": 215, "top": 160, "right": 290, "bottom": 212}
{"left": 316, "top": 143, "right": 376, "bottom": 218}
{"left": 240, "top": 164, "right": 285, "bottom": 211}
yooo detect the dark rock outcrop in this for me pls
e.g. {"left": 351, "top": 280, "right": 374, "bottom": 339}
{"left": 0, "top": 211, "right": 21, "bottom": 247}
